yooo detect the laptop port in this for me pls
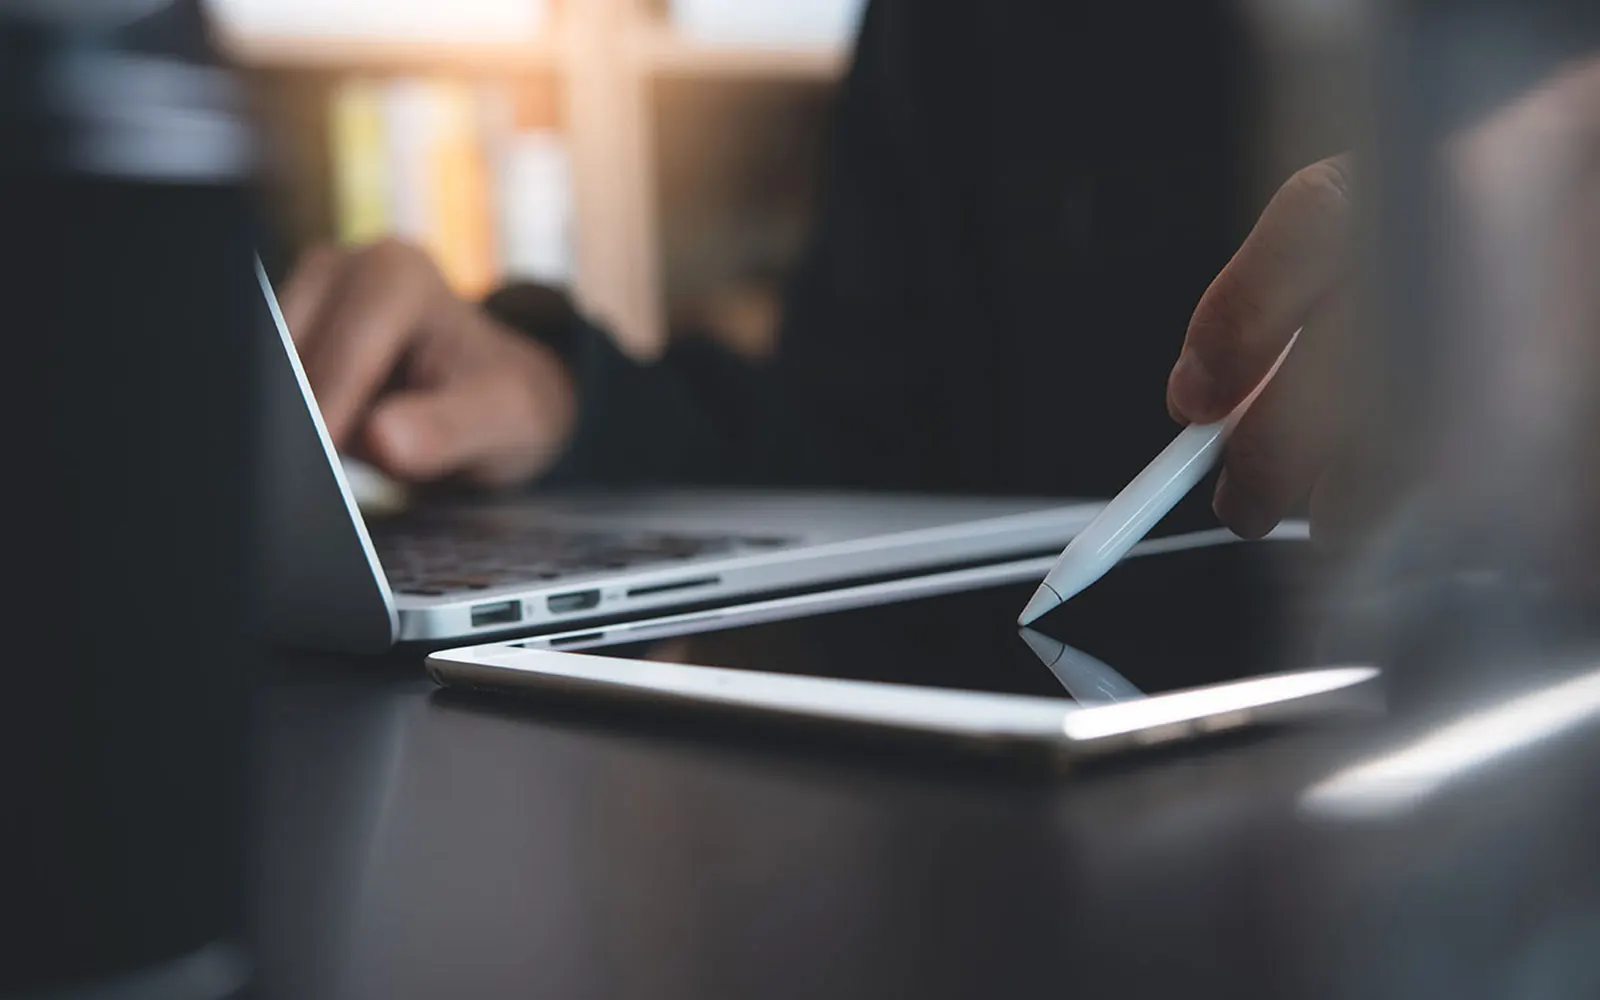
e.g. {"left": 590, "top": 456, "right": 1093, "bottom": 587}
{"left": 470, "top": 600, "right": 523, "bottom": 628}
{"left": 626, "top": 575, "right": 720, "bottom": 598}
{"left": 547, "top": 589, "right": 601, "bottom": 614}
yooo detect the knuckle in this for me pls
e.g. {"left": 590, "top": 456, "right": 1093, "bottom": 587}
{"left": 299, "top": 241, "right": 344, "bottom": 269}
{"left": 368, "top": 234, "right": 419, "bottom": 259}
{"left": 364, "top": 236, "right": 449, "bottom": 302}
{"left": 1284, "top": 158, "right": 1353, "bottom": 221}
{"left": 1190, "top": 276, "right": 1259, "bottom": 346}
{"left": 1184, "top": 278, "right": 1261, "bottom": 379}
{"left": 361, "top": 236, "right": 431, "bottom": 280}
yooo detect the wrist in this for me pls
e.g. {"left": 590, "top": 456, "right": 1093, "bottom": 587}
{"left": 481, "top": 281, "right": 581, "bottom": 365}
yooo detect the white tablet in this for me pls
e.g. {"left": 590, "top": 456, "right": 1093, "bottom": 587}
{"left": 426, "top": 526, "right": 1380, "bottom": 758}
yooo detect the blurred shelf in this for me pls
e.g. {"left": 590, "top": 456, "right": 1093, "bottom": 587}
{"left": 224, "top": 26, "right": 844, "bottom": 80}
{"left": 630, "top": 26, "right": 846, "bottom": 80}
{"left": 222, "top": 30, "right": 569, "bottom": 72}
{"left": 232, "top": 28, "right": 851, "bottom": 80}
{"left": 235, "top": 1, "right": 850, "bottom": 356}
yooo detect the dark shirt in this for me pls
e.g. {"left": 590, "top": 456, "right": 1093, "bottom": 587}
{"left": 496, "top": 0, "right": 1251, "bottom": 504}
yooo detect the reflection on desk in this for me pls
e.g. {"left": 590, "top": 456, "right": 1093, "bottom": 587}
{"left": 255, "top": 633, "right": 1600, "bottom": 1000}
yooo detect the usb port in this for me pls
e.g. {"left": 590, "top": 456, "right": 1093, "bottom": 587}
{"left": 470, "top": 600, "right": 523, "bottom": 628}
{"left": 547, "top": 589, "right": 601, "bottom": 614}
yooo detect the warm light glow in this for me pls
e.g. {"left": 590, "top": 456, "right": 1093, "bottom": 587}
{"left": 207, "top": 0, "right": 546, "bottom": 41}
{"left": 1061, "top": 667, "right": 1378, "bottom": 741}
{"left": 1301, "top": 667, "right": 1600, "bottom": 820}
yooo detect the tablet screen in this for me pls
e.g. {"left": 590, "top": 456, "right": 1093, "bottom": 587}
{"left": 583, "top": 538, "right": 1329, "bottom": 700}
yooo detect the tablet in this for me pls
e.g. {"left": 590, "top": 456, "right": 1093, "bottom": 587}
{"left": 426, "top": 528, "right": 1380, "bottom": 756}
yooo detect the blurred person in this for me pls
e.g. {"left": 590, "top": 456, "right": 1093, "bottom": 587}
{"left": 282, "top": 0, "right": 1255, "bottom": 515}
{"left": 282, "top": 0, "right": 1600, "bottom": 546}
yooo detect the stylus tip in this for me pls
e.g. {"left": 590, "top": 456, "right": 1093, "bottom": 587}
{"left": 1017, "top": 626, "right": 1065, "bottom": 666}
{"left": 1017, "top": 583, "right": 1062, "bottom": 627}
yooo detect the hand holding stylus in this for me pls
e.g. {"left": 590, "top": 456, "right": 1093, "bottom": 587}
{"left": 1019, "top": 156, "right": 1357, "bottom": 625}
{"left": 1168, "top": 66, "right": 1600, "bottom": 543}
{"left": 1018, "top": 330, "right": 1300, "bottom": 625}
{"left": 1167, "top": 65, "right": 1600, "bottom": 549}
{"left": 1165, "top": 156, "right": 1357, "bottom": 542}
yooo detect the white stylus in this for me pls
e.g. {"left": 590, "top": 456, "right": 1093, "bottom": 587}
{"left": 1018, "top": 330, "right": 1301, "bottom": 626}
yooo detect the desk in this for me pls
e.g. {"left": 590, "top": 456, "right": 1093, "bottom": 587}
{"left": 253, "top": 645, "right": 1600, "bottom": 1000}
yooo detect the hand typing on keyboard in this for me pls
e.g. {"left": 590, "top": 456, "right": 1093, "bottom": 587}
{"left": 283, "top": 239, "right": 576, "bottom": 488}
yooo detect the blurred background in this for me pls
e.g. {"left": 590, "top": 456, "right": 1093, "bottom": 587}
{"left": 215, "top": 0, "right": 1356, "bottom": 364}
{"left": 215, "top": 0, "right": 861, "bottom": 361}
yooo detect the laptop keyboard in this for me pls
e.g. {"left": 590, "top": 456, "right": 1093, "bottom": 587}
{"left": 370, "top": 515, "right": 795, "bottom": 596}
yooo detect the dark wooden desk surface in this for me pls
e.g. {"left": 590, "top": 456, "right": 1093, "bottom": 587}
{"left": 252, "top": 635, "right": 1600, "bottom": 1000}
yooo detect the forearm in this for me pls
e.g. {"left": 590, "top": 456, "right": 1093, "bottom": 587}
{"left": 532, "top": 319, "right": 763, "bottom": 487}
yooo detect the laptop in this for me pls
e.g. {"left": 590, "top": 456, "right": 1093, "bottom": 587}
{"left": 253, "top": 262, "right": 1101, "bottom": 653}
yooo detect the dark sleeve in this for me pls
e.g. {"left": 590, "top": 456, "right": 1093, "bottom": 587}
{"left": 487, "top": 0, "right": 962, "bottom": 491}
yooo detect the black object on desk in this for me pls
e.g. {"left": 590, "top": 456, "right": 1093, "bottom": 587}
{"left": 2, "top": 3, "right": 258, "bottom": 996}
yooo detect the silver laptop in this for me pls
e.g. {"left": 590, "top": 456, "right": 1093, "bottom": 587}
{"left": 254, "top": 262, "right": 1101, "bottom": 653}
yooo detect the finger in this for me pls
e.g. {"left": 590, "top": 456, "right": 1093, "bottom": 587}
{"left": 1169, "top": 156, "right": 1354, "bottom": 424}
{"left": 299, "top": 239, "right": 451, "bottom": 446}
{"left": 278, "top": 244, "right": 348, "bottom": 348}
{"left": 361, "top": 369, "right": 555, "bottom": 486}
{"left": 1211, "top": 293, "right": 1352, "bottom": 538}
{"left": 1211, "top": 468, "right": 1278, "bottom": 540}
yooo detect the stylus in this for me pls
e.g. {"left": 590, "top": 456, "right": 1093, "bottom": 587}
{"left": 1018, "top": 329, "right": 1301, "bottom": 626}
